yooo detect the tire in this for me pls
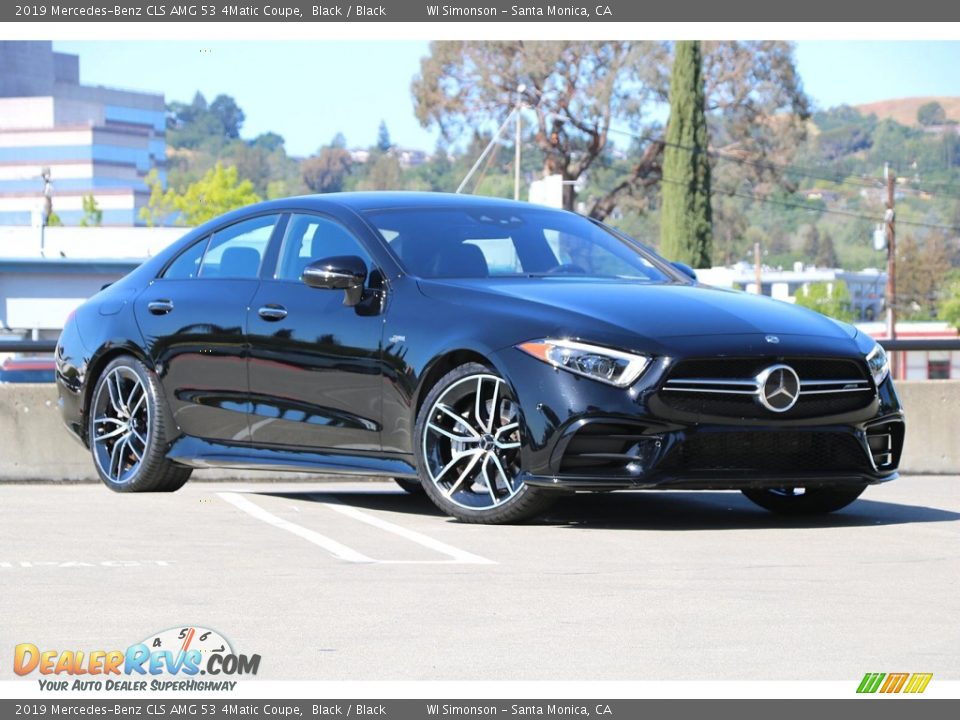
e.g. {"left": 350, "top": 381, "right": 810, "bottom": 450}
{"left": 394, "top": 478, "right": 424, "bottom": 494}
{"left": 88, "top": 355, "right": 192, "bottom": 493}
{"left": 414, "top": 362, "right": 555, "bottom": 524}
{"left": 741, "top": 485, "right": 866, "bottom": 515}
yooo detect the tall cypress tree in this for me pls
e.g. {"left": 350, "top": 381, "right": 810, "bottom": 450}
{"left": 660, "top": 41, "right": 712, "bottom": 268}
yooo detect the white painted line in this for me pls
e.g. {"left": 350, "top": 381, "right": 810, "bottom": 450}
{"left": 217, "top": 492, "right": 375, "bottom": 564}
{"left": 311, "top": 495, "right": 497, "bottom": 565}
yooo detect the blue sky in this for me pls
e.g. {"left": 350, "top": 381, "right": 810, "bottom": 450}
{"left": 55, "top": 40, "right": 960, "bottom": 157}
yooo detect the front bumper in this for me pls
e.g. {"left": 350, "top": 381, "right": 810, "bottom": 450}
{"left": 496, "top": 344, "right": 906, "bottom": 492}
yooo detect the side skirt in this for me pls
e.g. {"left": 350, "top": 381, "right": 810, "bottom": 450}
{"left": 166, "top": 436, "right": 418, "bottom": 478}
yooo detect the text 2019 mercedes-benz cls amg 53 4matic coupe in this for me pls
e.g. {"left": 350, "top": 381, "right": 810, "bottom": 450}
{"left": 56, "top": 192, "right": 905, "bottom": 523}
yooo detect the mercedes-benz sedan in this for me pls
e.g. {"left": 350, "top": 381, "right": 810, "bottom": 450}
{"left": 56, "top": 192, "right": 905, "bottom": 523}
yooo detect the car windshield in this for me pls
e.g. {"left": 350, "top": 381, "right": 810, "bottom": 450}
{"left": 363, "top": 206, "right": 680, "bottom": 282}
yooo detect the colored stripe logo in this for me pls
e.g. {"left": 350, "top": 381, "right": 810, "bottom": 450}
{"left": 857, "top": 672, "right": 933, "bottom": 694}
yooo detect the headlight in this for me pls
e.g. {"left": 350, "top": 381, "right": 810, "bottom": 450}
{"left": 517, "top": 338, "right": 650, "bottom": 387}
{"left": 866, "top": 342, "right": 890, "bottom": 386}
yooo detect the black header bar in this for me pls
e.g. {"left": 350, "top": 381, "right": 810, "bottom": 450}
{"left": 5, "top": 0, "right": 960, "bottom": 23}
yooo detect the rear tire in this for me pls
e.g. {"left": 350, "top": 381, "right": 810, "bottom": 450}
{"left": 394, "top": 478, "right": 424, "bottom": 494}
{"left": 741, "top": 485, "right": 866, "bottom": 515}
{"left": 414, "top": 362, "right": 555, "bottom": 524}
{"left": 88, "top": 356, "right": 191, "bottom": 493}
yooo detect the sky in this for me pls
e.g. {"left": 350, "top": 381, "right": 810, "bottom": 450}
{"left": 54, "top": 40, "right": 960, "bottom": 158}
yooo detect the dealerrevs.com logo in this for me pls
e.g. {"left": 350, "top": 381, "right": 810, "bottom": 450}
{"left": 857, "top": 672, "right": 933, "bottom": 694}
{"left": 13, "top": 626, "right": 260, "bottom": 692}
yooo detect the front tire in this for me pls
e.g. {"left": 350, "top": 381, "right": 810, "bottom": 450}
{"left": 88, "top": 356, "right": 191, "bottom": 493}
{"left": 741, "top": 485, "right": 866, "bottom": 515}
{"left": 414, "top": 363, "right": 555, "bottom": 524}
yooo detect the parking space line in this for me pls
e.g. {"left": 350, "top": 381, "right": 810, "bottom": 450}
{"left": 217, "top": 492, "right": 376, "bottom": 564}
{"left": 310, "top": 494, "right": 496, "bottom": 565}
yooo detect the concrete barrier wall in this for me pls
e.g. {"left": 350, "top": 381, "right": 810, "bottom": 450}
{"left": 0, "top": 381, "right": 955, "bottom": 481}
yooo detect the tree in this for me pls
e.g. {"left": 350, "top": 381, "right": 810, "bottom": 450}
{"left": 794, "top": 281, "right": 855, "bottom": 322}
{"left": 815, "top": 230, "right": 838, "bottom": 268}
{"left": 79, "top": 194, "right": 102, "bottom": 227}
{"left": 209, "top": 94, "right": 245, "bottom": 139}
{"left": 917, "top": 101, "right": 947, "bottom": 127}
{"left": 358, "top": 153, "right": 403, "bottom": 190}
{"left": 414, "top": 41, "right": 667, "bottom": 213}
{"left": 798, "top": 224, "right": 819, "bottom": 262}
{"left": 660, "top": 41, "right": 712, "bottom": 267}
{"left": 941, "top": 278, "right": 960, "bottom": 330}
{"left": 897, "top": 233, "right": 950, "bottom": 319}
{"left": 167, "top": 92, "right": 226, "bottom": 150}
{"left": 251, "top": 132, "right": 285, "bottom": 152}
{"left": 376, "top": 120, "right": 392, "bottom": 152}
{"left": 413, "top": 41, "right": 808, "bottom": 216}
{"left": 140, "top": 164, "right": 261, "bottom": 227}
{"left": 330, "top": 132, "right": 347, "bottom": 149}
{"left": 301, "top": 146, "right": 353, "bottom": 194}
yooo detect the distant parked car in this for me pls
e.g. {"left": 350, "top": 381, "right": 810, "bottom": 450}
{"left": 0, "top": 357, "right": 56, "bottom": 383}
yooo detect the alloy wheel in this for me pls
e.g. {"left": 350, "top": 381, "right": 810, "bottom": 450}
{"left": 91, "top": 366, "right": 150, "bottom": 485}
{"left": 422, "top": 374, "right": 523, "bottom": 510}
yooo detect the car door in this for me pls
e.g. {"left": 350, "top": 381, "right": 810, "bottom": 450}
{"left": 134, "top": 213, "right": 282, "bottom": 443}
{"left": 246, "top": 212, "right": 384, "bottom": 451}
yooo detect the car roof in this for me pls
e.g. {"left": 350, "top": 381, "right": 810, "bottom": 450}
{"left": 252, "top": 191, "right": 566, "bottom": 215}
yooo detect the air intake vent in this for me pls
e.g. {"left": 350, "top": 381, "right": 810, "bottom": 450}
{"left": 558, "top": 422, "right": 661, "bottom": 477}
{"left": 865, "top": 421, "right": 904, "bottom": 470}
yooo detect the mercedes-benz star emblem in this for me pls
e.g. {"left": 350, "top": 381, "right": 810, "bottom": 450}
{"left": 764, "top": 335, "right": 780, "bottom": 344}
{"left": 755, "top": 364, "right": 800, "bottom": 413}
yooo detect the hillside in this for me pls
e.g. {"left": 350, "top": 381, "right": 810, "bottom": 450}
{"left": 856, "top": 96, "right": 960, "bottom": 127}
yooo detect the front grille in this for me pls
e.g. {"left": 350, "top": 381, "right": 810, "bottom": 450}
{"left": 669, "top": 357, "right": 867, "bottom": 381}
{"left": 663, "top": 431, "right": 871, "bottom": 474}
{"left": 658, "top": 356, "right": 874, "bottom": 420}
{"left": 558, "top": 422, "right": 661, "bottom": 477}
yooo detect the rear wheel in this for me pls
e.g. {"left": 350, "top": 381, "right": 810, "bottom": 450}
{"left": 415, "top": 363, "right": 555, "bottom": 524}
{"left": 741, "top": 485, "right": 866, "bottom": 515}
{"left": 89, "top": 356, "right": 191, "bottom": 493}
{"left": 394, "top": 478, "right": 424, "bottom": 494}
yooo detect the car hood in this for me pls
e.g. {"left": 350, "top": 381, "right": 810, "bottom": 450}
{"left": 417, "top": 277, "right": 856, "bottom": 343}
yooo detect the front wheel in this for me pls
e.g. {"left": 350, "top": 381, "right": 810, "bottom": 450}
{"left": 414, "top": 363, "right": 555, "bottom": 524}
{"left": 88, "top": 356, "right": 192, "bottom": 492}
{"left": 741, "top": 485, "right": 866, "bottom": 515}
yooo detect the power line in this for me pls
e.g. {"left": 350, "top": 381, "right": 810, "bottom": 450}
{"left": 658, "top": 176, "right": 960, "bottom": 233}
{"left": 606, "top": 126, "right": 960, "bottom": 200}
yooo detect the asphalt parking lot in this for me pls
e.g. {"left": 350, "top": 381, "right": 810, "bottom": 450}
{"left": 1, "top": 476, "right": 957, "bottom": 681}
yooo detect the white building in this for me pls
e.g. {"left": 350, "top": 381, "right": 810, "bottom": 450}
{"left": 0, "top": 41, "right": 167, "bottom": 226}
{"left": 697, "top": 262, "right": 887, "bottom": 322}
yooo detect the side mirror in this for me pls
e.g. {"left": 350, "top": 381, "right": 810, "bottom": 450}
{"left": 671, "top": 261, "right": 697, "bottom": 281}
{"left": 303, "top": 255, "right": 368, "bottom": 306}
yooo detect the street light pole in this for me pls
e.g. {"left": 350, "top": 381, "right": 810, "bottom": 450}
{"left": 40, "top": 166, "right": 53, "bottom": 258}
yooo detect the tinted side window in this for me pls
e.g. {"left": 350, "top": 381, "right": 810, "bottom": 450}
{"left": 199, "top": 215, "right": 279, "bottom": 279}
{"left": 275, "top": 214, "right": 372, "bottom": 282}
{"left": 163, "top": 237, "right": 208, "bottom": 279}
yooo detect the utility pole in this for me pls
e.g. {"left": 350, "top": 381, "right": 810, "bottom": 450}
{"left": 514, "top": 84, "right": 525, "bottom": 201}
{"left": 754, "top": 242, "right": 762, "bottom": 295}
{"left": 884, "top": 162, "right": 897, "bottom": 378}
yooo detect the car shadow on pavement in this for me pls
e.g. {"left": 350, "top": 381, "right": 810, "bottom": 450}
{"left": 254, "top": 487, "right": 959, "bottom": 531}
{"left": 534, "top": 491, "right": 960, "bottom": 530}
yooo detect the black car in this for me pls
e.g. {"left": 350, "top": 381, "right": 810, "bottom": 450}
{"left": 55, "top": 192, "right": 904, "bottom": 523}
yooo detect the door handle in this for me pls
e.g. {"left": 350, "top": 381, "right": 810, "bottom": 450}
{"left": 147, "top": 299, "right": 174, "bottom": 315}
{"left": 258, "top": 305, "right": 288, "bottom": 321}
